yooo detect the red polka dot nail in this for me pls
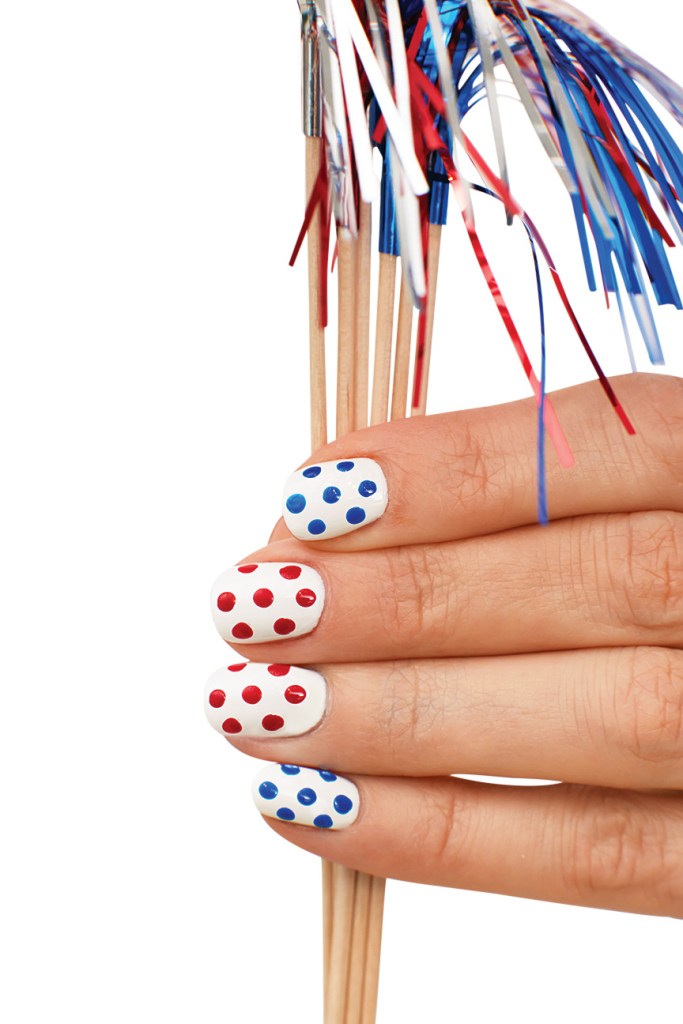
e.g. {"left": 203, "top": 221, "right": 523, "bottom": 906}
{"left": 204, "top": 663, "right": 327, "bottom": 738}
{"left": 210, "top": 562, "right": 325, "bottom": 644}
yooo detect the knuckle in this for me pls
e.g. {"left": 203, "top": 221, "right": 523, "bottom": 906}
{"left": 421, "top": 784, "right": 476, "bottom": 871}
{"left": 609, "top": 511, "right": 683, "bottom": 631}
{"left": 438, "top": 417, "right": 503, "bottom": 514}
{"left": 636, "top": 374, "right": 683, "bottom": 485}
{"left": 374, "top": 659, "right": 428, "bottom": 749}
{"left": 563, "top": 788, "right": 679, "bottom": 911}
{"left": 616, "top": 648, "right": 683, "bottom": 776}
{"left": 376, "top": 544, "right": 456, "bottom": 643}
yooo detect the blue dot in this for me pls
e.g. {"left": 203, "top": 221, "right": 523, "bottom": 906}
{"left": 337, "top": 461, "right": 355, "bottom": 472}
{"left": 318, "top": 770, "right": 337, "bottom": 782}
{"left": 313, "top": 814, "right": 334, "bottom": 829}
{"left": 308, "top": 519, "right": 326, "bottom": 535}
{"left": 258, "top": 781, "right": 278, "bottom": 800}
{"left": 346, "top": 507, "right": 366, "bottom": 525}
{"left": 333, "top": 795, "right": 353, "bottom": 815}
{"left": 280, "top": 764, "right": 301, "bottom": 776}
{"left": 276, "top": 807, "right": 295, "bottom": 821}
{"left": 303, "top": 466, "right": 322, "bottom": 478}
{"left": 323, "top": 486, "right": 341, "bottom": 504}
{"left": 358, "top": 480, "right": 377, "bottom": 497}
{"left": 297, "top": 787, "right": 318, "bottom": 806}
{"left": 286, "top": 493, "right": 306, "bottom": 514}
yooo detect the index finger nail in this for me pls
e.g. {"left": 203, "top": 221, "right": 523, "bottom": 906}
{"left": 283, "top": 458, "right": 388, "bottom": 540}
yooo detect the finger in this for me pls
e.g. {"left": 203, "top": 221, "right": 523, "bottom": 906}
{"left": 215, "top": 647, "right": 683, "bottom": 790}
{"left": 219, "top": 509, "right": 683, "bottom": 660}
{"left": 257, "top": 771, "right": 683, "bottom": 917}
{"left": 275, "top": 373, "right": 683, "bottom": 549}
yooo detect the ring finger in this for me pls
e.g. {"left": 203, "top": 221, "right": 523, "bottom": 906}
{"left": 208, "top": 646, "right": 683, "bottom": 790}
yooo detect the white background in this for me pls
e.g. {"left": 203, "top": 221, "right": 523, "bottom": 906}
{"left": 1, "top": 2, "right": 681, "bottom": 1021}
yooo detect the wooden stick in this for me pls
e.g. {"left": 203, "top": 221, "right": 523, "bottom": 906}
{"left": 336, "top": 231, "right": 357, "bottom": 438}
{"left": 322, "top": 858, "right": 334, "bottom": 1012}
{"left": 390, "top": 271, "right": 414, "bottom": 421}
{"left": 354, "top": 202, "right": 372, "bottom": 431}
{"left": 344, "top": 871, "right": 372, "bottom": 1023}
{"left": 323, "top": 226, "right": 360, "bottom": 1024}
{"left": 370, "top": 253, "right": 397, "bottom": 426}
{"left": 360, "top": 876, "right": 386, "bottom": 1024}
{"left": 413, "top": 223, "right": 442, "bottom": 416}
{"left": 326, "top": 863, "right": 357, "bottom": 1024}
{"left": 306, "top": 136, "right": 327, "bottom": 450}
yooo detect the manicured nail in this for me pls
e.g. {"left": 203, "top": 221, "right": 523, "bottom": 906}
{"left": 252, "top": 763, "right": 359, "bottom": 830}
{"left": 283, "top": 458, "right": 388, "bottom": 540}
{"left": 205, "top": 662, "right": 327, "bottom": 738}
{"left": 211, "top": 562, "right": 325, "bottom": 644}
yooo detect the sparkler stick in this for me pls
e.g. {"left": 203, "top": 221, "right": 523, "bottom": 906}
{"left": 337, "top": 232, "right": 359, "bottom": 437}
{"left": 300, "top": 1, "right": 327, "bottom": 448}
{"left": 354, "top": 202, "right": 373, "bottom": 430}
{"left": 288, "top": 5, "right": 683, "bottom": 1021}
{"left": 370, "top": 253, "right": 398, "bottom": 424}
{"left": 391, "top": 276, "right": 415, "bottom": 419}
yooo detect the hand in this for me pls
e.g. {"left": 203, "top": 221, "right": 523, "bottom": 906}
{"left": 207, "top": 373, "right": 683, "bottom": 917}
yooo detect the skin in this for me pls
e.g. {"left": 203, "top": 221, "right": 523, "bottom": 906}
{"left": 224, "top": 372, "right": 683, "bottom": 917}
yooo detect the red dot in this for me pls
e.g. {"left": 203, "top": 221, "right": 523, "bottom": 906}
{"left": 209, "top": 689, "right": 226, "bottom": 708}
{"left": 222, "top": 718, "right": 242, "bottom": 734}
{"left": 279, "top": 565, "right": 302, "bottom": 580}
{"left": 253, "top": 588, "right": 274, "bottom": 608}
{"left": 238, "top": 564, "right": 258, "bottom": 574}
{"left": 232, "top": 622, "right": 254, "bottom": 640}
{"left": 268, "top": 664, "right": 291, "bottom": 677}
{"left": 285, "top": 685, "right": 307, "bottom": 704}
{"left": 241, "top": 685, "right": 262, "bottom": 705}
{"left": 227, "top": 663, "right": 246, "bottom": 672}
{"left": 273, "top": 618, "right": 296, "bottom": 636}
{"left": 262, "top": 714, "right": 285, "bottom": 732}
{"left": 217, "top": 592, "right": 236, "bottom": 612}
{"left": 296, "top": 588, "right": 317, "bottom": 608}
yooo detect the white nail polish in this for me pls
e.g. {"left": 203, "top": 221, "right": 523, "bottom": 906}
{"left": 283, "top": 458, "right": 388, "bottom": 540}
{"left": 210, "top": 562, "right": 325, "bottom": 644}
{"left": 205, "top": 662, "right": 327, "bottom": 738}
{"left": 252, "top": 764, "right": 359, "bottom": 830}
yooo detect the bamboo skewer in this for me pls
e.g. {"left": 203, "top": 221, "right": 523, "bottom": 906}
{"left": 354, "top": 202, "right": 372, "bottom": 431}
{"left": 360, "top": 875, "right": 386, "bottom": 1024}
{"left": 345, "top": 871, "right": 372, "bottom": 1023}
{"left": 327, "top": 215, "right": 383, "bottom": 1024}
{"left": 322, "top": 858, "right": 334, "bottom": 1009}
{"left": 341, "top": 202, "right": 375, "bottom": 1023}
{"left": 323, "top": 230, "right": 358, "bottom": 1023}
{"left": 370, "top": 253, "right": 397, "bottom": 426}
{"left": 390, "top": 274, "right": 414, "bottom": 421}
{"left": 326, "top": 863, "right": 357, "bottom": 1024}
{"left": 336, "top": 231, "right": 357, "bottom": 438}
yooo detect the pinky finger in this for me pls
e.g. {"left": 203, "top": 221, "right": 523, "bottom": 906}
{"left": 255, "top": 768, "right": 683, "bottom": 918}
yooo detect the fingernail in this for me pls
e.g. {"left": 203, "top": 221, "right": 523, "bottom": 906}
{"left": 211, "top": 562, "right": 325, "bottom": 644}
{"left": 252, "top": 763, "right": 359, "bottom": 830}
{"left": 283, "top": 458, "right": 388, "bottom": 540}
{"left": 205, "top": 662, "right": 327, "bottom": 738}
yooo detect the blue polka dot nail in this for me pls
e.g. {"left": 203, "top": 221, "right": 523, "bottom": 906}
{"left": 252, "top": 764, "right": 360, "bottom": 830}
{"left": 282, "top": 458, "right": 388, "bottom": 541}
